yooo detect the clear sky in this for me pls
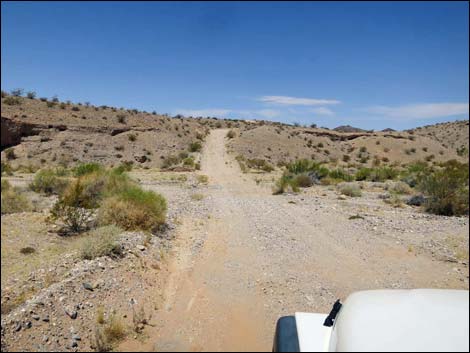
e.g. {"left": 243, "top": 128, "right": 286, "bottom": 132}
{"left": 2, "top": 1, "right": 469, "bottom": 130}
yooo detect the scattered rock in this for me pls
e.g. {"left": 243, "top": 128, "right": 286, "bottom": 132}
{"left": 82, "top": 282, "right": 94, "bottom": 291}
{"left": 64, "top": 307, "right": 78, "bottom": 320}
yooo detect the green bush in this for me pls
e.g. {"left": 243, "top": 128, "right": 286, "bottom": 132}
{"left": 329, "top": 169, "right": 353, "bottom": 181}
{"left": 354, "top": 168, "right": 372, "bottom": 181}
{"left": 80, "top": 226, "right": 123, "bottom": 260}
{"left": 1, "top": 162, "right": 13, "bottom": 176}
{"left": 418, "top": 161, "right": 469, "bottom": 216}
{"left": 386, "top": 181, "right": 413, "bottom": 195}
{"left": 73, "top": 162, "right": 104, "bottom": 177}
{"left": 98, "top": 186, "right": 167, "bottom": 231}
{"left": 162, "top": 155, "right": 181, "bottom": 169}
{"left": 338, "top": 183, "right": 362, "bottom": 197}
{"left": 294, "top": 174, "right": 313, "bottom": 187}
{"left": 1, "top": 182, "right": 31, "bottom": 214}
{"left": 189, "top": 141, "right": 202, "bottom": 152}
{"left": 272, "top": 173, "right": 300, "bottom": 194}
{"left": 246, "top": 158, "right": 274, "bottom": 172}
{"left": 368, "top": 167, "right": 399, "bottom": 182}
{"left": 3, "top": 96, "right": 21, "bottom": 105}
{"left": 50, "top": 180, "right": 94, "bottom": 232}
{"left": 30, "top": 169, "right": 69, "bottom": 195}
{"left": 400, "top": 161, "right": 430, "bottom": 187}
{"left": 183, "top": 156, "right": 195, "bottom": 167}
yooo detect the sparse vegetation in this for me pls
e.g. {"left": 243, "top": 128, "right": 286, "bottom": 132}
{"left": 226, "top": 130, "right": 236, "bottom": 139}
{"left": 94, "top": 312, "right": 126, "bottom": 352}
{"left": 4, "top": 148, "right": 16, "bottom": 160}
{"left": 337, "top": 183, "right": 362, "bottom": 197}
{"left": 418, "top": 160, "right": 469, "bottom": 216}
{"left": 30, "top": 168, "right": 70, "bottom": 195}
{"left": 1, "top": 181, "right": 31, "bottom": 214}
{"left": 3, "top": 96, "right": 21, "bottom": 105}
{"left": 98, "top": 185, "right": 167, "bottom": 231}
{"left": 80, "top": 225, "right": 123, "bottom": 260}
{"left": 189, "top": 141, "right": 202, "bottom": 152}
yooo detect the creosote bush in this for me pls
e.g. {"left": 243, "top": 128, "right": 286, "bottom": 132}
{"left": 30, "top": 169, "right": 69, "bottom": 195}
{"left": 189, "top": 141, "right": 202, "bottom": 152}
{"left": 418, "top": 160, "right": 469, "bottom": 216}
{"left": 337, "top": 183, "right": 362, "bottom": 197}
{"left": 1, "top": 181, "right": 31, "bottom": 214}
{"left": 80, "top": 225, "right": 123, "bottom": 260}
{"left": 98, "top": 186, "right": 167, "bottom": 231}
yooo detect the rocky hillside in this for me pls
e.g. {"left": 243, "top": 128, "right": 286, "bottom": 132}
{"left": 410, "top": 120, "right": 469, "bottom": 155}
{"left": 228, "top": 121, "right": 468, "bottom": 168}
{"left": 1, "top": 93, "right": 468, "bottom": 171}
{"left": 0, "top": 95, "right": 253, "bottom": 169}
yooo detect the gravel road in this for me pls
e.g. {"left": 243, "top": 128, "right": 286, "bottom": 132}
{"left": 120, "top": 129, "right": 468, "bottom": 352}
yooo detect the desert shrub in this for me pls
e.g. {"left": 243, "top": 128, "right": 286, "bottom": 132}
{"left": 183, "top": 156, "right": 195, "bottom": 167}
{"left": 162, "top": 155, "right": 181, "bottom": 169}
{"left": 189, "top": 141, "right": 202, "bottom": 152}
{"left": 10, "top": 88, "right": 23, "bottom": 97}
{"left": 368, "top": 166, "right": 399, "bottom": 182}
{"left": 191, "top": 193, "right": 204, "bottom": 201}
{"left": 71, "top": 106, "right": 80, "bottom": 111}
{"left": 1, "top": 162, "right": 13, "bottom": 176}
{"left": 384, "top": 194, "right": 405, "bottom": 208}
{"left": 400, "top": 161, "right": 430, "bottom": 187}
{"left": 328, "top": 169, "right": 353, "bottom": 182}
{"left": 94, "top": 313, "right": 126, "bottom": 352}
{"left": 1, "top": 90, "right": 6, "bottom": 98}
{"left": 418, "top": 161, "right": 469, "bottom": 216}
{"left": 196, "top": 174, "right": 209, "bottom": 184}
{"left": 246, "top": 158, "right": 274, "bottom": 172}
{"left": 1, "top": 179, "right": 10, "bottom": 192}
{"left": 20, "top": 246, "right": 36, "bottom": 255}
{"left": 50, "top": 180, "right": 94, "bottom": 232}
{"left": 342, "top": 155, "right": 351, "bottom": 162}
{"left": 113, "top": 161, "right": 133, "bottom": 174}
{"left": 79, "top": 170, "right": 134, "bottom": 208}
{"left": 4, "top": 148, "right": 16, "bottom": 160}
{"left": 26, "top": 91, "right": 36, "bottom": 99}
{"left": 294, "top": 174, "right": 313, "bottom": 187}
{"left": 128, "top": 134, "right": 137, "bottom": 142}
{"left": 338, "top": 183, "right": 362, "bottom": 197}
{"left": 73, "top": 162, "right": 104, "bottom": 177}
{"left": 30, "top": 169, "right": 69, "bottom": 195}
{"left": 354, "top": 168, "right": 371, "bottom": 181}
{"left": 1, "top": 183, "right": 31, "bottom": 214}
{"left": 226, "top": 130, "right": 236, "bottom": 139}
{"left": 98, "top": 186, "right": 167, "bottom": 231}
{"left": 46, "top": 101, "right": 56, "bottom": 108}
{"left": 272, "top": 173, "right": 300, "bottom": 194}
{"left": 359, "top": 146, "right": 367, "bottom": 153}
{"left": 287, "top": 159, "right": 325, "bottom": 175}
{"left": 385, "top": 181, "right": 413, "bottom": 195}
{"left": 80, "top": 225, "right": 123, "bottom": 260}
{"left": 3, "top": 96, "right": 21, "bottom": 105}
{"left": 117, "top": 114, "right": 126, "bottom": 124}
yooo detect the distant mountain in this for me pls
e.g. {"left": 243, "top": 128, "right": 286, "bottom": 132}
{"left": 333, "top": 125, "right": 366, "bottom": 133}
{"left": 381, "top": 128, "right": 396, "bottom": 132}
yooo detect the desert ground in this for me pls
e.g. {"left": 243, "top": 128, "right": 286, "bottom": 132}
{"left": 1, "top": 124, "right": 468, "bottom": 352}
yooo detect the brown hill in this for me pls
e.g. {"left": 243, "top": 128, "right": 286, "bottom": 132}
{"left": 1, "top": 94, "right": 467, "bottom": 171}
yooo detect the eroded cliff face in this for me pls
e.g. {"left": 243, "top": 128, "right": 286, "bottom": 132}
{"left": 1, "top": 117, "right": 39, "bottom": 149}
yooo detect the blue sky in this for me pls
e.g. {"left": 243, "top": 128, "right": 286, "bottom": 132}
{"left": 2, "top": 1, "right": 469, "bottom": 130}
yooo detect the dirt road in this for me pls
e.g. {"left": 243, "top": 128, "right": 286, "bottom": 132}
{"left": 122, "top": 129, "right": 468, "bottom": 352}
